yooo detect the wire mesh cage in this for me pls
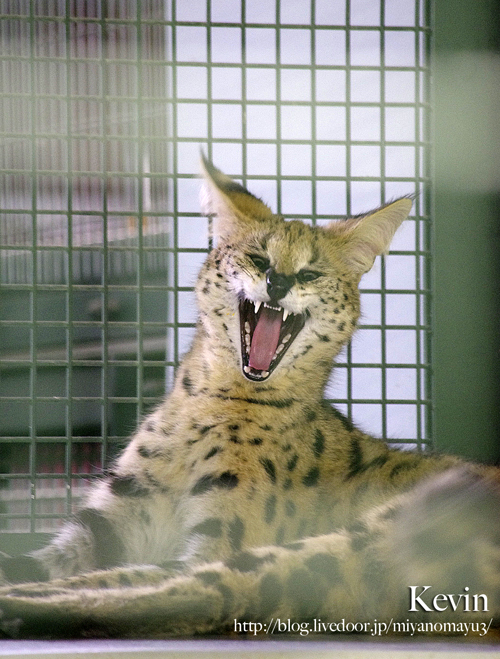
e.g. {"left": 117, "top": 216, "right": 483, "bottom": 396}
{"left": 0, "top": 0, "right": 431, "bottom": 541}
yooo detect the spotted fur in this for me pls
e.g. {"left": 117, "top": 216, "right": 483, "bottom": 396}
{"left": 1, "top": 159, "right": 499, "bottom": 639}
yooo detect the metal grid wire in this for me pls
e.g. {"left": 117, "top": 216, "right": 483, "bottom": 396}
{"left": 0, "top": 0, "right": 432, "bottom": 538}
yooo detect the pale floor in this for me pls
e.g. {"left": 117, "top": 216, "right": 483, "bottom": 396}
{"left": 0, "top": 638, "right": 500, "bottom": 659}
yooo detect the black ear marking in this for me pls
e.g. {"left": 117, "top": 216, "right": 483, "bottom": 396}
{"left": 201, "top": 152, "right": 256, "bottom": 199}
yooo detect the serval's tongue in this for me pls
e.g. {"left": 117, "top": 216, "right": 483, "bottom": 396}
{"left": 249, "top": 305, "right": 282, "bottom": 371}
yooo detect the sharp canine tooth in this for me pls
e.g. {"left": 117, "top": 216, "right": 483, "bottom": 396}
{"left": 254, "top": 301, "right": 262, "bottom": 314}
{"left": 283, "top": 309, "right": 289, "bottom": 321}
{"left": 243, "top": 365, "right": 250, "bottom": 373}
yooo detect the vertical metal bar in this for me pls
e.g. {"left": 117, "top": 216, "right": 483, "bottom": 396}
{"left": 136, "top": 0, "right": 145, "bottom": 421}
{"left": 206, "top": 0, "right": 214, "bottom": 250}
{"left": 423, "top": 0, "right": 434, "bottom": 449}
{"left": 28, "top": 0, "right": 38, "bottom": 533}
{"left": 241, "top": 0, "right": 247, "bottom": 189}
{"left": 65, "top": 0, "right": 74, "bottom": 507}
{"left": 170, "top": 0, "right": 180, "bottom": 369}
{"left": 275, "top": 0, "right": 282, "bottom": 216}
{"left": 310, "top": 0, "right": 317, "bottom": 227}
{"left": 413, "top": 0, "right": 424, "bottom": 451}
{"left": 344, "top": 0, "right": 353, "bottom": 424}
{"left": 100, "top": 0, "right": 110, "bottom": 465}
{"left": 379, "top": 0, "right": 388, "bottom": 443}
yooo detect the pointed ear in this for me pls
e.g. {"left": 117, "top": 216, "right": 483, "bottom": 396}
{"left": 330, "top": 197, "right": 413, "bottom": 275}
{"left": 200, "top": 154, "right": 275, "bottom": 239}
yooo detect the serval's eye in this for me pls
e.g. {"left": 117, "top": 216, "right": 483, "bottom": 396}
{"left": 249, "top": 254, "right": 270, "bottom": 273}
{"left": 297, "top": 269, "right": 322, "bottom": 284}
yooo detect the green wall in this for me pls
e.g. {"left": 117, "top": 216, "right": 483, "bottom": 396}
{"left": 432, "top": 0, "right": 500, "bottom": 461}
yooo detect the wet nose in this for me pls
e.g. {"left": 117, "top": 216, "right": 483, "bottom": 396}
{"left": 266, "top": 268, "right": 295, "bottom": 302}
